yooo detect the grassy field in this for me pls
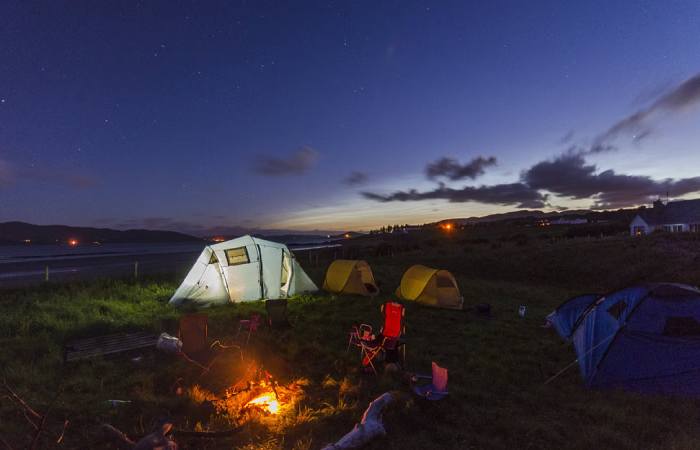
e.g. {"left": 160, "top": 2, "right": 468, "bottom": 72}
{"left": 3, "top": 230, "right": 700, "bottom": 449}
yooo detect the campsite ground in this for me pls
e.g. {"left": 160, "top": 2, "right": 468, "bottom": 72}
{"left": 3, "top": 227, "right": 700, "bottom": 449}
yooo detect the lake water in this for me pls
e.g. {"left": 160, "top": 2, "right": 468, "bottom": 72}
{"left": 0, "top": 238, "right": 336, "bottom": 287}
{"left": 0, "top": 242, "right": 206, "bottom": 264}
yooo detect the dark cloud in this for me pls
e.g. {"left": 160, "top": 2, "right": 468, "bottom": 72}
{"left": 0, "top": 158, "right": 97, "bottom": 189}
{"left": 31, "top": 167, "right": 97, "bottom": 188}
{"left": 632, "top": 129, "right": 652, "bottom": 144}
{"left": 255, "top": 146, "right": 318, "bottom": 176}
{"left": 596, "top": 73, "right": 700, "bottom": 145}
{"left": 522, "top": 152, "right": 700, "bottom": 209}
{"left": 343, "top": 171, "right": 369, "bottom": 186}
{"left": 0, "top": 159, "right": 13, "bottom": 186}
{"left": 362, "top": 182, "right": 548, "bottom": 209}
{"left": 559, "top": 130, "right": 575, "bottom": 144}
{"left": 362, "top": 74, "right": 700, "bottom": 210}
{"left": 105, "top": 216, "right": 339, "bottom": 237}
{"left": 426, "top": 156, "right": 497, "bottom": 181}
{"left": 586, "top": 143, "right": 617, "bottom": 154}
{"left": 363, "top": 149, "right": 700, "bottom": 210}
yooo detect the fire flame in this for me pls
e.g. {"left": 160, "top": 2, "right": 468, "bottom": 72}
{"left": 245, "top": 392, "right": 281, "bottom": 415}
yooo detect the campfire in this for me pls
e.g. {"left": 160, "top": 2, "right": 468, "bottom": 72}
{"left": 183, "top": 364, "right": 305, "bottom": 428}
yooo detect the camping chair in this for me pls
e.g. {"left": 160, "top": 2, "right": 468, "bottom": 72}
{"left": 265, "top": 299, "right": 290, "bottom": 328}
{"left": 412, "top": 362, "right": 449, "bottom": 400}
{"left": 359, "top": 302, "right": 406, "bottom": 373}
{"left": 178, "top": 314, "right": 208, "bottom": 356}
{"left": 347, "top": 323, "right": 374, "bottom": 352}
{"left": 236, "top": 314, "right": 261, "bottom": 346}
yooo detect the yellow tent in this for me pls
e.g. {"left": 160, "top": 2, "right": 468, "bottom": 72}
{"left": 395, "top": 265, "right": 463, "bottom": 309}
{"left": 323, "top": 260, "right": 379, "bottom": 296}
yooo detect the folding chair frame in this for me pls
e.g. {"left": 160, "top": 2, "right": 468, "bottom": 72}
{"left": 236, "top": 314, "right": 261, "bottom": 346}
{"left": 358, "top": 302, "right": 406, "bottom": 374}
{"left": 347, "top": 323, "right": 374, "bottom": 352}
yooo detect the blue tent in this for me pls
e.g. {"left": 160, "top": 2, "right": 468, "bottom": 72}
{"left": 547, "top": 293, "right": 600, "bottom": 339}
{"left": 548, "top": 283, "right": 700, "bottom": 395}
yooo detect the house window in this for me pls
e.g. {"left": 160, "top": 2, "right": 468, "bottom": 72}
{"left": 225, "top": 247, "right": 250, "bottom": 266}
{"left": 663, "top": 224, "right": 684, "bottom": 233}
{"left": 690, "top": 224, "right": 700, "bottom": 233}
{"left": 632, "top": 226, "right": 645, "bottom": 236}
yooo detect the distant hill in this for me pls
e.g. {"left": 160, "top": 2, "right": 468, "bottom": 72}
{"left": 0, "top": 222, "right": 201, "bottom": 245}
{"left": 329, "top": 231, "right": 365, "bottom": 240}
{"left": 438, "top": 207, "right": 641, "bottom": 225}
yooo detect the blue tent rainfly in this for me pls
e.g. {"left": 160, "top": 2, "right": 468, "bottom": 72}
{"left": 548, "top": 283, "right": 700, "bottom": 396}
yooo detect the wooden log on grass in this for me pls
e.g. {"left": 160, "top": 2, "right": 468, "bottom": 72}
{"left": 321, "top": 392, "right": 396, "bottom": 450}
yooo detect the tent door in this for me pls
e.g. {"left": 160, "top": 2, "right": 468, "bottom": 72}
{"left": 220, "top": 245, "right": 263, "bottom": 302}
{"left": 280, "top": 251, "right": 292, "bottom": 297}
{"left": 259, "top": 245, "right": 284, "bottom": 299}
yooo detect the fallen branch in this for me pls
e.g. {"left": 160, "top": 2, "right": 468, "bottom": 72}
{"left": 101, "top": 424, "right": 135, "bottom": 448}
{"left": 29, "top": 390, "right": 60, "bottom": 450}
{"left": 56, "top": 420, "right": 69, "bottom": 444}
{"left": 2, "top": 379, "right": 42, "bottom": 420}
{"left": 102, "top": 421, "right": 178, "bottom": 450}
{"left": 322, "top": 392, "right": 396, "bottom": 450}
{"left": 0, "top": 435, "right": 14, "bottom": 450}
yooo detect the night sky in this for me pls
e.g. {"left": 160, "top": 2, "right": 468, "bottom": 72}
{"left": 1, "top": 1, "right": 700, "bottom": 235}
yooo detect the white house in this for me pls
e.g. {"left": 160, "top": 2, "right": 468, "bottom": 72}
{"left": 630, "top": 199, "right": 700, "bottom": 236}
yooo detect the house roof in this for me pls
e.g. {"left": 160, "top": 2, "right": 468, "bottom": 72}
{"left": 638, "top": 199, "right": 700, "bottom": 225}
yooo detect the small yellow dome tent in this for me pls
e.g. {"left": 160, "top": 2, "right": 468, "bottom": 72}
{"left": 395, "top": 265, "right": 463, "bottom": 309}
{"left": 323, "top": 260, "right": 379, "bottom": 296}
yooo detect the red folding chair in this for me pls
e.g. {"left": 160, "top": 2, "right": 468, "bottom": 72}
{"left": 359, "top": 302, "right": 406, "bottom": 373}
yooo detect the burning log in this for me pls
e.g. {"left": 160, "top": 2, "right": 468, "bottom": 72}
{"left": 322, "top": 392, "right": 396, "bottom": 450}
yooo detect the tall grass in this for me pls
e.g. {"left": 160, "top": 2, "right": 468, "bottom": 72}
{"left": 2, "top": 233, "right": 700, "bottom": 448}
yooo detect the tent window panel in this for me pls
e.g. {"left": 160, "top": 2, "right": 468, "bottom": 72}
{"left": 663, "top": 317, "right": 700, "bottom": 337}
{"left": 607, "top": 301, "right": 626, "bottom": 319}
{"left": 225, "top": 247, "right": 250, "bottom": 266}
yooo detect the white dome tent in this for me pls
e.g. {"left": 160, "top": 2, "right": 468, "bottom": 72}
{"left": 169, "top": 235, "right": 318, "bottom": 306}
